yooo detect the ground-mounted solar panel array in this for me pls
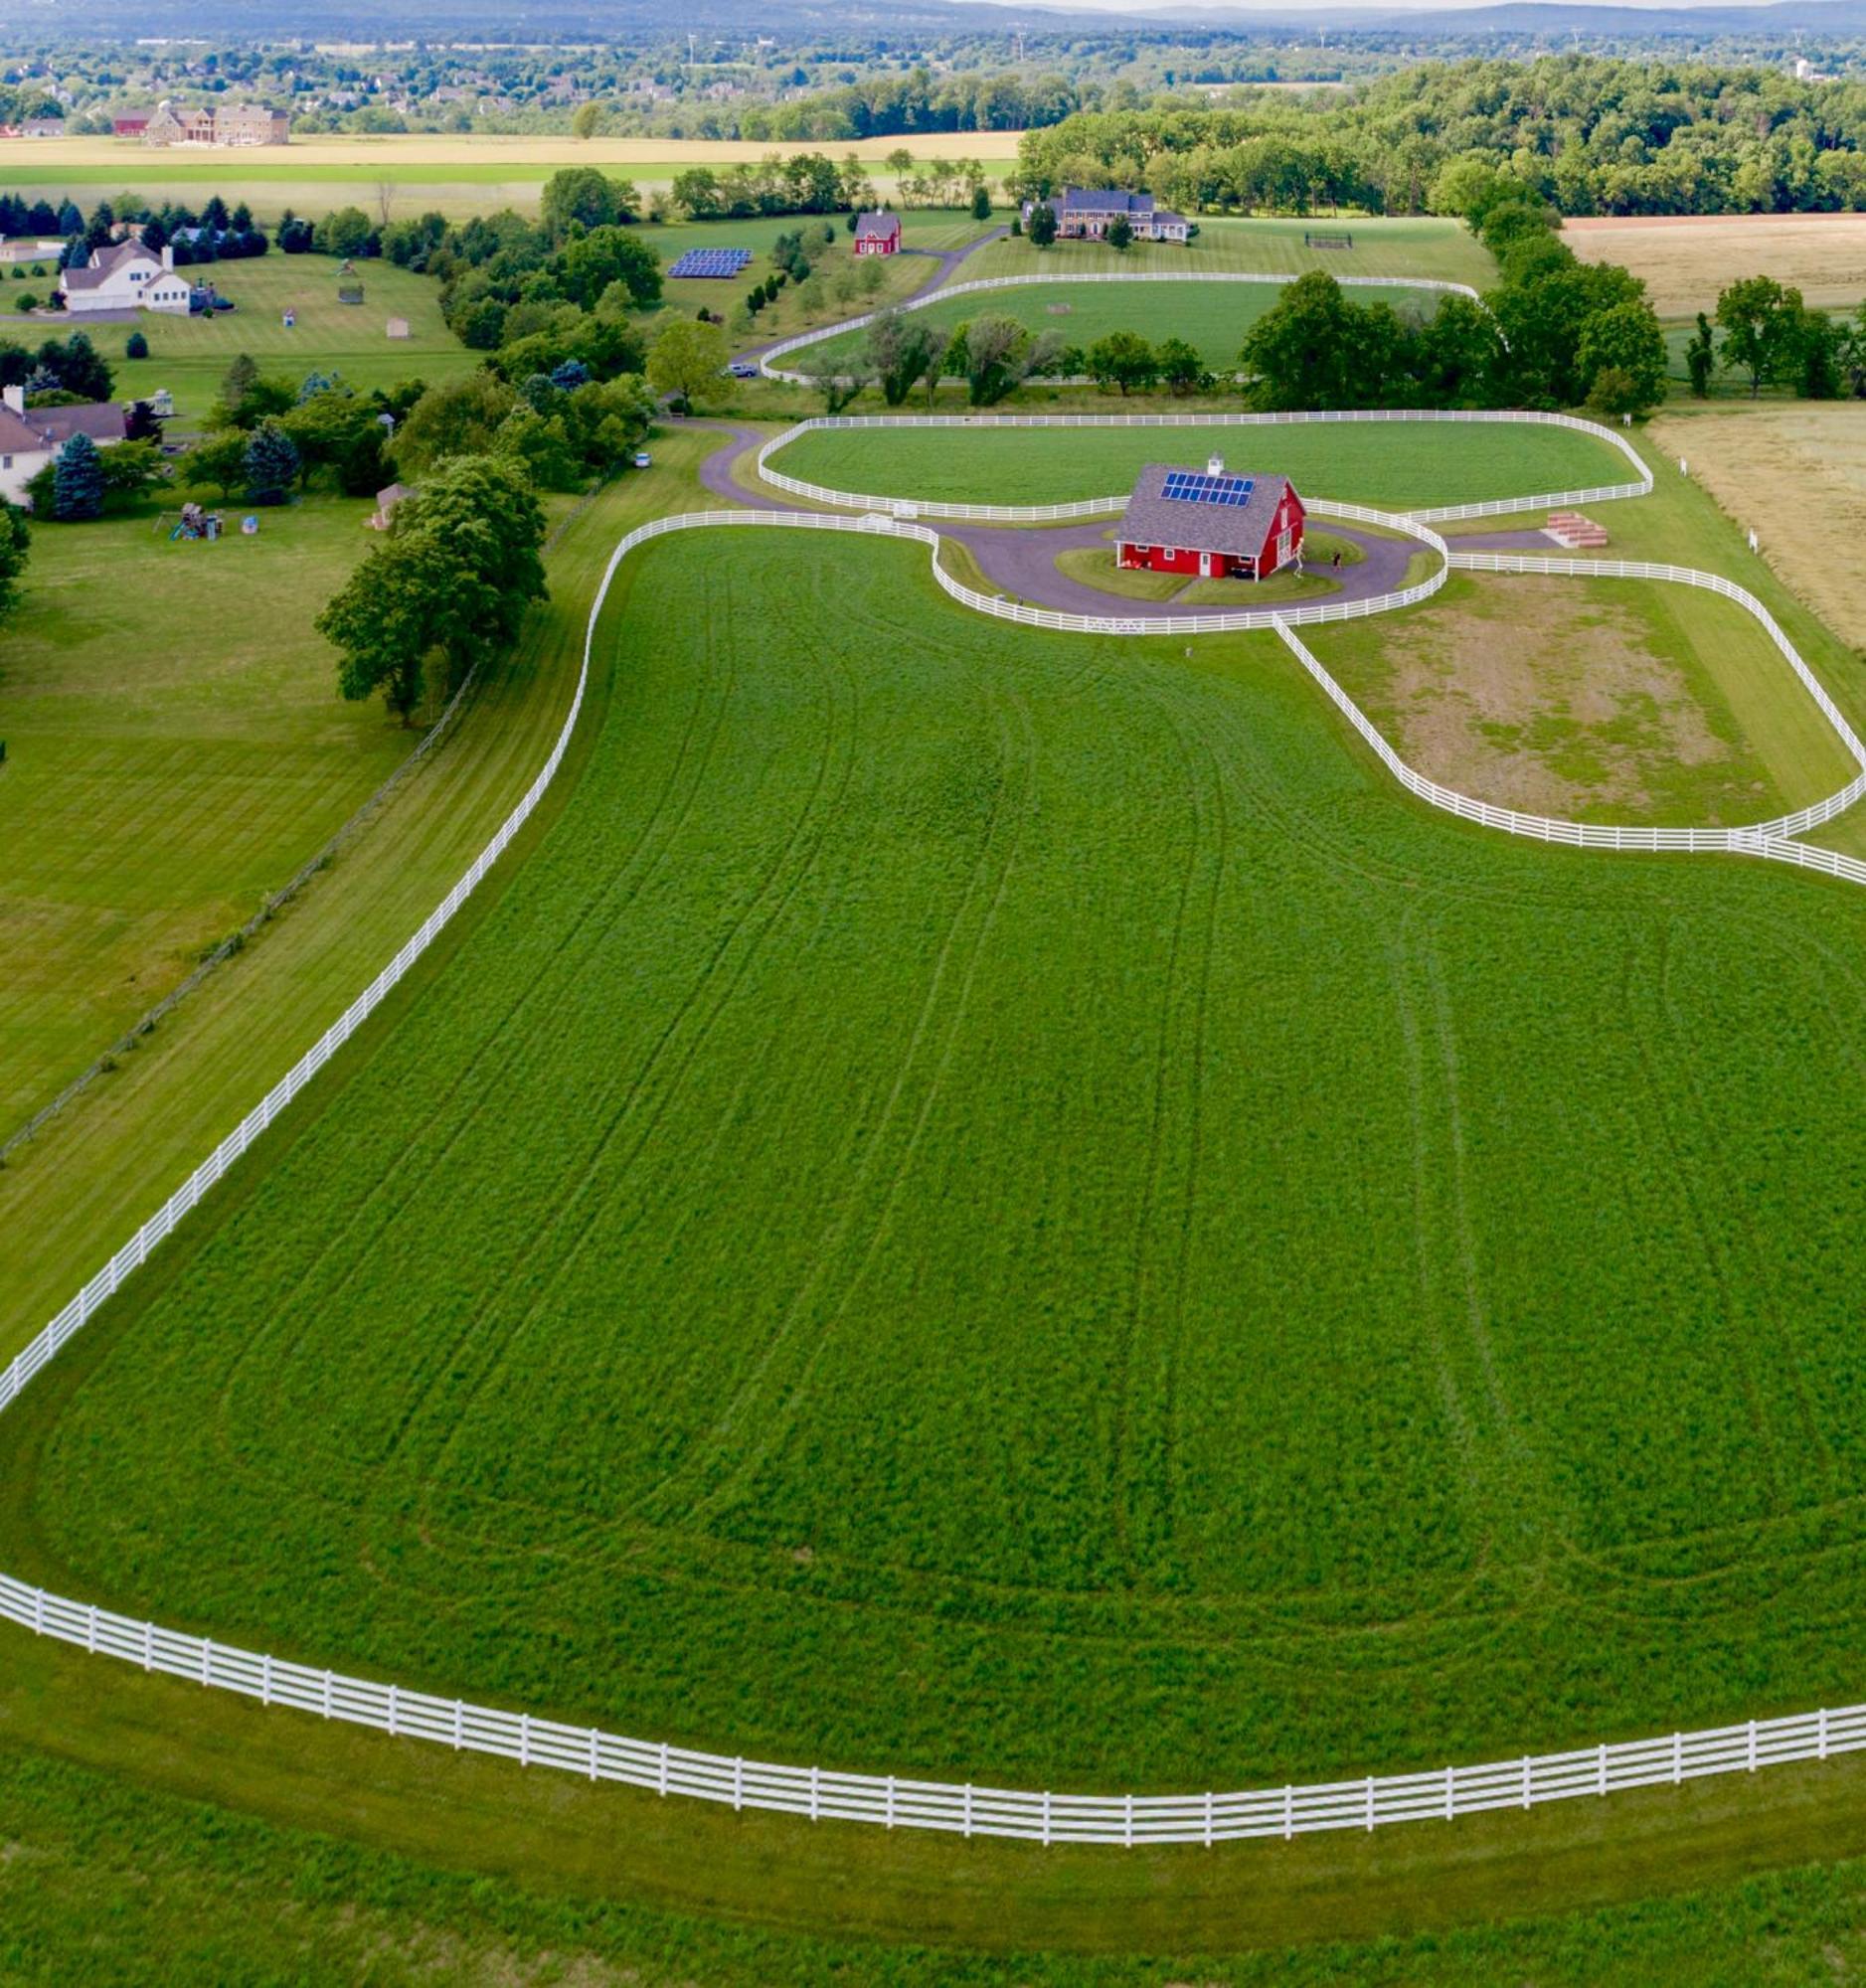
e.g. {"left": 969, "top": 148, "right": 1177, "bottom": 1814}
{"left": 667, "top": 248, "right": 755, "bottom": 278}
{"left": 1160, "top": 470, "right": 1257, "bottom": 506}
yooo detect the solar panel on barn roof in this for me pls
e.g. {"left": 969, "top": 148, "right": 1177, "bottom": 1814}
{"left": 1160, "top": 472, "right": 1256, "bottom": 507}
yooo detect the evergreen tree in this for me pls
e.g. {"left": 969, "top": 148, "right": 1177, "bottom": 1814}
{"left": 244, "top": 421, "right": 300, "bottom": 505}
{"left": 52, "top": 432, "right": 104, "bottom": 521}
{"left": 1027, "top": 202, "right": 1058, "bottom": 249}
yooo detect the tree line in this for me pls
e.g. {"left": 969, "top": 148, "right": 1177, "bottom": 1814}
{"left": 1007, "top": 56, "right": 1866, "bottom": 219}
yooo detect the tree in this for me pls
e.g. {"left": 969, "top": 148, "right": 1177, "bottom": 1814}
{"left": 222, "top": 352, "right": 260, "bottom": 414}
{"left": 314, "top": 206, "right": 374, "bottom": 259}
{"left": 970, "top": 183, "right": 992, "bottom": 223}
{"left": 571, "top": 100, "right": 606, "bottom": 141}
{"left": 1027, "top": 202, "right": 1058, "bottom": 249}
{"left": 125, "top": 329, "right": 148, "bottom": 360}
{"left": 1239, "top": 270, "right": 1359, "bottom": 411}
{"left": 959, "top": 314, "right": 1058, "bottom": 406}
{"left": 318, "top": 453, "right": 547, "bottom": 719}
{"left": 1790, "top": 304, "right": 1842, "bottom": 401}
{"left": 393, "top": 372, "right": 517, "bottom": 472}
{"left": 187, "top": 430, "right": 250, "bottom": 500}
{"left": 51, "top": 431, "right": 103, "bottom": 520}
{"left": 1413, "top": 294, "right": 1502, "bottom": 408}
{"left": 794, "top": 348, "right": 873, "bottom": 415}
{"left": 646, "top": 318, "right": 729, "bottom": 409}
{"left": 1154, "top": 337, "right": 1206, "bottom": 395}
{"left": 493, "top": 401, "right": 583, "bottom": 490}
{"left": 1576, "top": 298, "right": 1667, "bottom": 417}
{"left": 540, "top": 167, "right": 637, "bottom": 240}
{"left": 244, "top": 421, "right": 300, "bottom": 505}
{"left": 1716, "top": 275, "right": 1801, "bottom": 398}
{"left": 559, "top": 225, "right": 662, "bottom": 311}
{"left": 864, "top": 308, "right": 943, "bottom": 407}
{"left": 1686, "top": 312, "right": 1716, "bottom": 399}
{"left": 1106, "top": 214, "right": 1134, "bottom": 253}
{"left": 920, "top": 327, "right": 951, "bottom": 409}
{"left": 1086, "top": 330, "right": 1157, "bottom": 396}
{"left": 0, "top": 501, "right": 28, "bottom": 623}
{"left": 97, "top": 437, "right": 168, "bottom": 506}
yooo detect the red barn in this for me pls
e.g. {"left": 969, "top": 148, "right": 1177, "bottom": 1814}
{"left": 852, "top": 211, "right": 901, "bottom": 256}
{"left": 1115, "top": 457, "right": 1305, "bottom": 581}
{"left": 112, "top": 116, "right": 149, "bottom": 138}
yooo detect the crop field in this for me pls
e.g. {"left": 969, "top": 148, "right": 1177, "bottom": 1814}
{"left": 766, "top": 416, "right": 1632, "bottom": 510}
{"left": 961, "top": 214, "right": 1495, "bottom": 288}
{"left": 19, "top": 523, "right": 1866, "bottom": 1812}
{"left": 0, "top": 133, "right": 1025, "bottom": 225}
{"left": 0, "top": 493, "right": 412, "bottom": 1138}
{"left": 1567, "top": 213, "right": 1866, "bottom": 317}
{"left": 63, "top": 254, "right": 476, "bottom": 424}
{"left": 793, "top": 275, "right": 1465, "bottom": 376}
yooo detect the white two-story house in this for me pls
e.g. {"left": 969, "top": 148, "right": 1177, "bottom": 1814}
{"left": 59, "top": 237, "right": 193, "bottom": 316}
{"left": 0, "top": 385, "right": 128, "bottom": 506}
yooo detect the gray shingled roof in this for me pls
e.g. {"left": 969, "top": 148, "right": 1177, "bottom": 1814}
{"left": 33, "top": 403, "right": 128, "bottom": 445}
{"left": 1055, "top": 188, "right": 1155, "bottom": 216}
{"left": 853, "top": 211, "right": 900, "bottom": 239}
{"left": 61, "top": 238, "right": 164, "bottom": 291}
{"left": 1116, "top": 463, "right": 1294, "bottom": 559}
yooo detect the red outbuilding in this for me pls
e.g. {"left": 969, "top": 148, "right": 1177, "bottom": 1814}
{"left": 852, "top": 211, "right": 902, "bottom": 256}
{"left": 1114, "top": 457, "right": 1306, "bottom": 581}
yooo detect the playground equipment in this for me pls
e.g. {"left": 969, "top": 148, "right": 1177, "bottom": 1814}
{"left": 167, "top": 502, "right": 223, "bottom": 542}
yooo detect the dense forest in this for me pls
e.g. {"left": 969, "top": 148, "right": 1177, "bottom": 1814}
{"left": 1010, "top": 57, "right": 1866, "bottom": 217}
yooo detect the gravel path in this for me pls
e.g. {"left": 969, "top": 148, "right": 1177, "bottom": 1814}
{"left": 688, "top": 423, "right": 1434, "bottom": 620}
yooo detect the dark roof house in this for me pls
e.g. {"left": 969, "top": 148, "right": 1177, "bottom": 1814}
{"left": 1114, "top": 458, "right": 1306, "bottom": 579}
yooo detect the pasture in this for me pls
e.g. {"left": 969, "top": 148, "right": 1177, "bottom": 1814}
{"left": 792, "top": 275, "right": 1466, "bottom": 376}
{"left": 80, "top": 253, "right": 475, "bottom": 423}
{"left": 961, "top": 213, "right": 1495, "bottom": 289}
{"left": 0, "top": 494, "right": 409, "bottom": 1139}
{"left": 20, "top": 522, "right": 1866, "bottom": 1812}
{"left": 765, "top": 416, "right": 1634, "bottom": 510}
{"left": 1307, "top": 570, "right": 1854, "bottom": 824}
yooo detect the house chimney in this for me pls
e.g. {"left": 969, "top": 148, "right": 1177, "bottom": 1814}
{"left": 161, "top": 244, "right": 174, "bottom": 270}
{"left": 2, "top": 385, "right": 22, "bottom": 416}
{"left": 1206, "top": 453, "right": 1224, "bottom": 475}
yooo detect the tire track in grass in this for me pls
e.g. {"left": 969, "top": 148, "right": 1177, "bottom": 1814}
{"left": 646, "top": 612, "right": 1041, "bottom": 1534}
{"left": 382, "top": 549, "right": 869, "bottom": 1492}
{"left": 200, "top": 545, "right": 755, "bottom": 1498}
{"left": 1103, "top": 676, "right": 1225, "bottom": 1586}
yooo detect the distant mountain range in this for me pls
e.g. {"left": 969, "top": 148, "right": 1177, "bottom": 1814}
{"left": 0, "top": 0, "right": 1859, "bottom": 49}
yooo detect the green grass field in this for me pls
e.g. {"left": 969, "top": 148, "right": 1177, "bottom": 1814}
{"left": 18, "top": 522, "right": 1866, "bottom": 1810}
{"left": 793, "top": 276, "right": 1467, "bottom": 376}
{"left": 83, "top": 252, "right": 477, "bottom": 424}
{"left": 767, "top": 417, "right": 1633, "bottom": 511}
{"left": 961, "top": 214, "right": 1495, "bottom": 289}
{"left": 0, "top": 493, "right": 413, "bottom": 1137}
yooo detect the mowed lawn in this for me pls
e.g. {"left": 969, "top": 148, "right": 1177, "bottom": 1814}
{"left": 796, "top": 275, "right": 1464, "bottom": 375}
{"left": 94, "top": 254, "right": 476, "bottom": 423}
{"left": 23, "top": 527, "right": 1866, "bottom": 1802}
{"left": 768, "top": 416, "right": 1633, "bottom": 509}
{"left": 0, "top": 495, "right": 409, "bottom": 1134}
{"left": 962, "top": 213, "right": 1495, "bottom": 287}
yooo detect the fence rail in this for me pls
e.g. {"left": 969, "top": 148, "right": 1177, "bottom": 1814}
{"left": 755, "top": 409, "right": 1652, "bottom": 524}
{"left": 6, "top": 503, "right": 1866, "bottom": 1847}
{"left": 758, "top": 270, "right": 1484, "bottom": 384}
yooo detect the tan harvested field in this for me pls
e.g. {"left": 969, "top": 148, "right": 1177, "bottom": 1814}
{"left": 1651, "top": 403, "right": 1866, "bottom": 648}
{"left": 1567, "top": 213, "right": 1866, "bottom": 316}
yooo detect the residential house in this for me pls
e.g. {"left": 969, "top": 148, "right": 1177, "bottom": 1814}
{"left": 0, "top": 385, "right": 127, "bottom": 506}
{"left": 59, "top": 237, "right": 194, "bottom": 315}
{"left": 1023, "top": 187, "right": 1189, "bottom": 244}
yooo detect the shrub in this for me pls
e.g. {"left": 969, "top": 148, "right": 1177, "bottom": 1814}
{"left": 125, "top": 329, "right": 148, "bottom": 359}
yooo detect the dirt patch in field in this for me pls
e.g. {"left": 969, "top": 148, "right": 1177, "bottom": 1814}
{"left": 1652, "top": 404, "right": 1866, "bottom": 648}
{"left": 1364, "top": 579, "right": 1759, "bottom": 818}
{"left": 1567, "top": 213, "right": 1866, "bottom": 315}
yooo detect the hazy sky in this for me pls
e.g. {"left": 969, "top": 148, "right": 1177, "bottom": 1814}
{"left": 947, "top": 0, "right": 1766, "bottom": 10}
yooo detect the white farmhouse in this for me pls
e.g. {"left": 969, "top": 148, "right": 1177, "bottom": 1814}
{"left": 59, "top": 237, "right": 192, "bottom": 316}
{"left": 0, "top": 385, "right": 127, "bottom": 506}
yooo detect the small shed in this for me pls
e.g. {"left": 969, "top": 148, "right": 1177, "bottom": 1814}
{"left": 1114, "top": 456, "right": 1306, "bottom": 581}
{"left": 853, "top": 211, "right": 902, "bottom": 257}
{"left": 386, "top": 315, "right": 410, "bottom": 340}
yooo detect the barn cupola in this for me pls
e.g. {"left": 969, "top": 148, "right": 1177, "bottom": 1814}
{"left": 1206, "top": 453, "right": 1225, "bottom": 475}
